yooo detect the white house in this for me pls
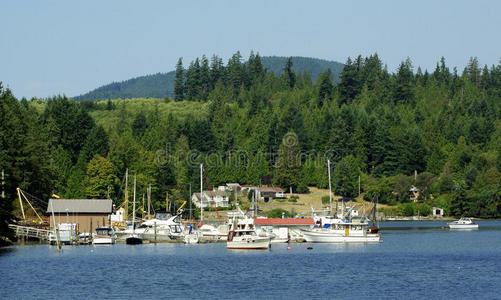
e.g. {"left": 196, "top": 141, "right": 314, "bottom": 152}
{"left": 192, "top": 191, "right": 230, "bottom": 208}
{"left": 432, "top": 207, "right": 444, "bottom": 218}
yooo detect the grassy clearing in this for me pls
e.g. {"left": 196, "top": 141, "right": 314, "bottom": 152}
{"left": 89, "top": 98, "right": 209, "bottom": 131}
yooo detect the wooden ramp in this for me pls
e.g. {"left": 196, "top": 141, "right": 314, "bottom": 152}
{"left": 8, "top": 224, "right": 51, "bottom": 241}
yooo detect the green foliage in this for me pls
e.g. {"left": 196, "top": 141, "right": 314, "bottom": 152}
{"left": 2, "top": 52, "right": 501, "bottom": 229}
{"left": 265, "top": 208, "right": 289, "bottom": 218}
{"left": 83, "top": 155, "right": 117, "bottom": 198}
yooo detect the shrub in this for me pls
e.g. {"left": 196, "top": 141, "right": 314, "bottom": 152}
{"left": 265, "top": 208, "right": 289, "bottom": 218}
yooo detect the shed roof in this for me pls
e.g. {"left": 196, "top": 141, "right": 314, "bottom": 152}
{"left": 259, "top": 187, "right": 284, "bottom": 193}
{"left": 46, "top": 199, "right": 113, "bottom": 214}
{"left": 253, "top": 218, "right": 314, "bottom": 225}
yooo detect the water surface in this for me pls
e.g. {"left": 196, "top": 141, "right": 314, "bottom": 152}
{"left": 1, "top": 220, "right": 500, "bottom": 299}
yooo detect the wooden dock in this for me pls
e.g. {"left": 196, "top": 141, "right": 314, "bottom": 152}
{"left": 8, "top": 224, "right": 51, "bottom": 241}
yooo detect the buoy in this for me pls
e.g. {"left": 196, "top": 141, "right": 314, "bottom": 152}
{"left": 287, "top": 247, "right": 292, "bottom": 250}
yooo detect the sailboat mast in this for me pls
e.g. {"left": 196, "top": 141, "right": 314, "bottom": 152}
{"left": 147, "top": 184, "right": 151, "bottom": 219}
{"left": 124, "top": 168, "right": 129, "bottom": 222}
{"left": 327, "top": 159, "right": 333, "bottom": 216}
{"left": 132, "top": 174, "right": 136, "bottom": 234}
{"left": 200, "top": 163, "right": 203, "bottom": 222}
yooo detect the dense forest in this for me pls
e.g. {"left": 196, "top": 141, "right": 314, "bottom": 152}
{"left": 73, "top": 55, "right": 343, "bottom": 101}
{"left": 1, "top": 51, "right": 501, "bottom": 240}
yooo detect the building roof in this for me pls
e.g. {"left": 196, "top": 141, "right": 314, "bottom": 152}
{"left": 259, "top": 187, "right": 284, "bottom": 193}
{"left": 253, "top": 218, "right": 314, "bottom": 225}
{"left": 192, "top": 191, "right": 229, "bottom": 200}
{"left": 46, "top": 199, "right": 113, "bottom": 214}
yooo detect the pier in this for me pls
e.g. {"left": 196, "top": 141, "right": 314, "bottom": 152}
{"left": 8, "top": 224, "right": 51, "bottom": 241}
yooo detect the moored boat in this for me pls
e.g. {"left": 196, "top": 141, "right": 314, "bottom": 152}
{"left": 301, "top": 217, "right": 381, "bottom": 243}
{"left": 227, "top": 229, "right": 270, "bottom": 250}
{"left": 448, "top": 217, "right": 478, "bottom": 229}
{"left": 92, "top": 227, "right": 115, "bottom": 245}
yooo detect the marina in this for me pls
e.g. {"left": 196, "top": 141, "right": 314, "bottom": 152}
{"left": 2, "top": 220, "right": 501, "bottom": 299}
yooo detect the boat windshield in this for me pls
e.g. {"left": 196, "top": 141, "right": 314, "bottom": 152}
{"left": 96, "top": 229, "right": 111, "bottom": 236}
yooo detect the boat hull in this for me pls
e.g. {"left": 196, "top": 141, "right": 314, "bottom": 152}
{"left": 227, "top": 238, "right": 270, "bottom": 250}
{"left": 92, "top": 237, "right": 114, "bottom": 245}
{"left": 448, "top": 224, "right": 478, "bottom": 229}
{"left": 301, "top": 230, "right": 381, "bottom": 243}
{"left": 125, "top": 236, "right": 143, "bottom": 244}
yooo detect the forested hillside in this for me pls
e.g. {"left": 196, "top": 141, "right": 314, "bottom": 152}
{"left": 73, "top": 54, "right": 343, "bottom": 101}
{"left": 2, "top": 52, "right": 501, "bottom": 239}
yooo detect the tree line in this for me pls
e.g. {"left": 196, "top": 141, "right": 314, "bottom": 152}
{"left": 1, "top": 52, "right": 501, "bottom": 239}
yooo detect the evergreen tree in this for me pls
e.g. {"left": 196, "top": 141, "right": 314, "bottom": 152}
{"left": 174, "top": 57, "right": 185, "bottom": 101}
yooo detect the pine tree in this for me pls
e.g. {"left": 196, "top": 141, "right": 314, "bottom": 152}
{"left": 174, "top": 57, "right": 185, "bottom": 101}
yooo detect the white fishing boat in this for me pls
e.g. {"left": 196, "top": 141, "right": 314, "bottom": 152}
{"left": 301, "top": 216, "right": 381, "bottom": 243}
{"left": 227, "top": 228, "right": 270, "bottom": 250}
{"left": 226, "top": 210, "right": 270, "bottom": 250}
{"left": 301, "top": 159, "right": 380, "bottom": 243}
{"left": 92, "top": 227, "right": 115, "bottom": 245}
{"left": 448, "top": 217, "right": 478, "bottom": 229}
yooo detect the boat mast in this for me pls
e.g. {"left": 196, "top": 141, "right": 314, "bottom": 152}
{"left": 327, "top": 159, "right": 333, "bottom": 216}
{"left": 147, "top": 184, "right": 151, "bottom": 219}
{"left": 200, "top": 163, "right": 203, "bottom": 222}
{"left": 124, "top": 168, "right": 129, "bottom": 222}
{"left": 132, "top": 174, "right": 136, "bottom": 235}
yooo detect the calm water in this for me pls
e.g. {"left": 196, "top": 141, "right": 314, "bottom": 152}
{"left": 1, "top": 221, "right": 501, "bottom": 299}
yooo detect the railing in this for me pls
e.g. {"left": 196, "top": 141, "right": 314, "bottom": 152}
{"left": 8, "top": 224, "right": 51, "bottom": 241}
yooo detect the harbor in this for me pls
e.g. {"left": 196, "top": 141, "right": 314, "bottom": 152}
{"left": 2, "top": 220, "right": 501, "bottom": 299}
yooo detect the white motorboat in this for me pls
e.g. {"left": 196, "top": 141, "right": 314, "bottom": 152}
{"left": 92, "top": 227, "right": 116, "bottom": 245}
{"left": 184, "top": 232, "right": 200, "bottom": 244}
{"left": 199, "top": 224, "right": 229, "bottom": 240}
{"left": 301, "top": 159, "right": 380, "bottom": 243}
{"left": 448, "top": 217, "right": 478, "bottom": 229}
{"left": 226, "top": 210, "right": 270, "bottom": 250}
{"left": 301, "top": 216, "right": 381, "bottom": 243}
{"left": 227, "top": 229, "right": 270, "bottom": 250}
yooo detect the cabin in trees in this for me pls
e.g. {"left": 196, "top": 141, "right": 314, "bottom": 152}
{"left": 192, "top": 191, "right": 230, "bottom": 208}
{"left": 259, "top": 187, "right": 285, "bottom": 203}
{"left": 408, "top": 186, "right": 421, "bottom": 202}
{"left": 46, "top": 199, "right": 113, "bottom": 234}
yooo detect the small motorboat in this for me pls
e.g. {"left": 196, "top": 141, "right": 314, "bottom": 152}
{"left": 448, "top": 217, "right": 479, "bottom": 229}
{"left": 227, "top": 229, "right": 270, "bottom": 250}
{"left": 92, "top": 227, "right": 116, "bottom": 245}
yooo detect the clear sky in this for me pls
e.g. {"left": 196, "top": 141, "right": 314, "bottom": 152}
{"left": 1, "top": 0, "right": 500, "bottom": 99}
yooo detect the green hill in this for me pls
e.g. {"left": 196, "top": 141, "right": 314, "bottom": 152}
{"left": 73, "top": 56, "right": 344, "bottom": 101}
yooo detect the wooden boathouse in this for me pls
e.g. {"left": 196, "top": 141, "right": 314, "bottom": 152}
{"left": 46, "top": 199, "right": 113, "bottom": 234}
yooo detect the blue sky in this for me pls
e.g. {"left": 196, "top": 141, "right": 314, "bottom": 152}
{"left": 1, "top": 0, "right": 500, "bottom": 99}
